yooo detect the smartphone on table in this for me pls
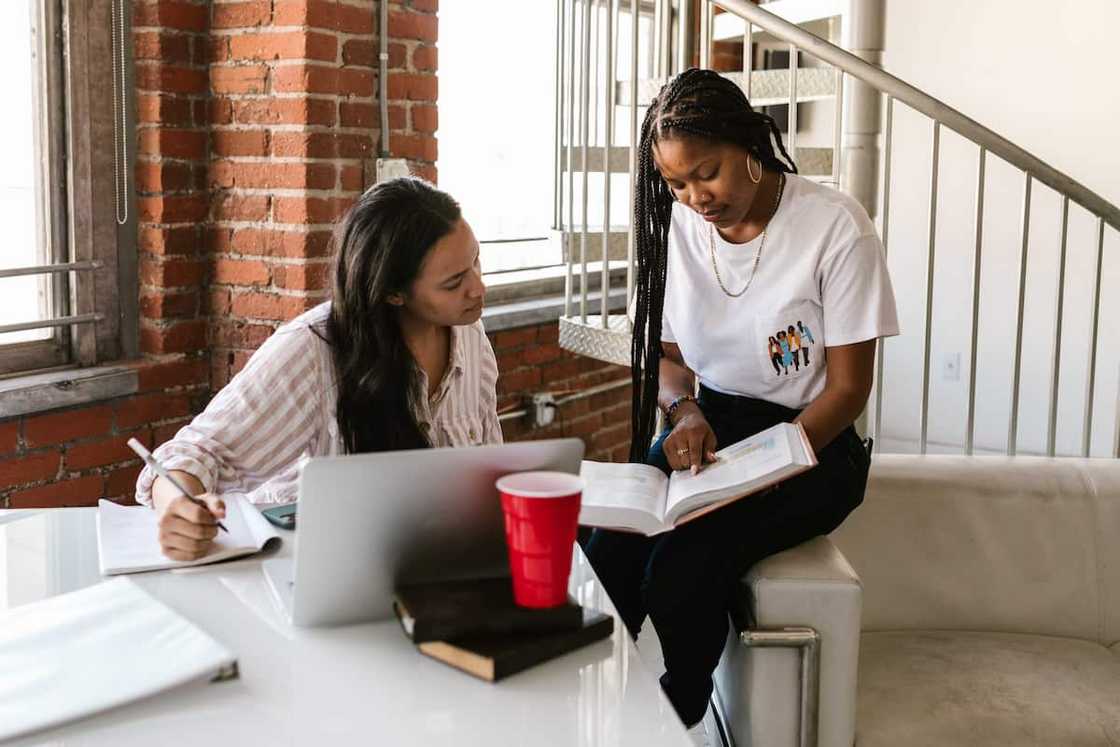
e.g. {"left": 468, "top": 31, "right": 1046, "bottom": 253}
{"left": 261, "top": 503, "right": 297, "bottom": 530}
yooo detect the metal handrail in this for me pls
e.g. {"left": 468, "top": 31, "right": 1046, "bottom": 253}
{"left": 714, "top": 0, "right": 1120, "bottom": 232}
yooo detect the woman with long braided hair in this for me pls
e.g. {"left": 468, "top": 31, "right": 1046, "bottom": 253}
{"left": 582, "top": 69, "right": 898, "bottom": 740}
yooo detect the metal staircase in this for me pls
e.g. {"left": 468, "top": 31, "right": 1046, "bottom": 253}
{"left": 552, "top": 0, "right": 1120, "bottom": 457}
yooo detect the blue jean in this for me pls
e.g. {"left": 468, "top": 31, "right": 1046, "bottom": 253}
{"left": 581, "top": 385, "right": 871, "bottom": 726}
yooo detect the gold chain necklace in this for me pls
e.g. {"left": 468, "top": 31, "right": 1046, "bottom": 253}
{"left": 709, "top": 172, "right": 785, "bottom": 298}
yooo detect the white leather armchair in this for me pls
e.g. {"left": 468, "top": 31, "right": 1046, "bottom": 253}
{"left": 714, "top": 535, "right": 861, "bottom": 747}
{"left": 714, "top": 454, "right": 1120, "bottom": 747}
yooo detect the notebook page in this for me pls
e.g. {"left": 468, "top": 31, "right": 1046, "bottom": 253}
{"left": 97, "top": 494, "right": 280, "bottom": 575}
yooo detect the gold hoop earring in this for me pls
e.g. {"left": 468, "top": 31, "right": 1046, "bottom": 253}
{"left": 747, "top": 153, "right": 762, "bottom": 184}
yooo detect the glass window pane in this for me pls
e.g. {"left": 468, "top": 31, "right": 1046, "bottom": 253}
{"left": 440, "top": 0, "right": 555, "bottom": 258}
{"left": 0, "top": 1, "right": 51, "bottom": 344}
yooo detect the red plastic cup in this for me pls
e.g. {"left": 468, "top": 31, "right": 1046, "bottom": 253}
{"left": 495, "top": 471, "right": 584, "bottom": 608}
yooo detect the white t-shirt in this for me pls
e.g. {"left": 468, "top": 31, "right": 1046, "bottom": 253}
{"left": 661, "top": 174, "right": 899, "bottom": 410}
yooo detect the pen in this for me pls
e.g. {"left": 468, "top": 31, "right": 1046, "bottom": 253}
{"left": 126, "top": 438, "right": 229, "bottom": 533}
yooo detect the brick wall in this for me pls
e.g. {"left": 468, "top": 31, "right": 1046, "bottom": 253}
{"left": 491, "top": 323, "right": 632, "bottom": 463}
{"left": 0, "top": 0, "right": 631, "bottom": 508}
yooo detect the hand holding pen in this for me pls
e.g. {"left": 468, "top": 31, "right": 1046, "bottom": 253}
{"left": 127, "top": 439, "right": 229, "bottom": 561}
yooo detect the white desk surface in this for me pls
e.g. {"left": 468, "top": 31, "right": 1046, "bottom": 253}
{"left": 0, "top": 508, "right": 690, "bottom": 746}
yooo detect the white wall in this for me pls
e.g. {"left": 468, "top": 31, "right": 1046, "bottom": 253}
{"left": 874, "top": 0, "right": 1120, "bottom": 456}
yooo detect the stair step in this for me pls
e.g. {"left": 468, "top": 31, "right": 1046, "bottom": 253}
{"left": 615, "top": 67, "right": 836, "bottom": 108}
{"left": 558, "top": 313, "right": 632, "bottom": 367}
{"left": 560, "top": 226, "right": 630, "bottom": 262}
{"left": 561, "top": 146, "right": 632, "bottom": 173}
{"left": 795, "top": 147, "right": 833, "bottom": 176}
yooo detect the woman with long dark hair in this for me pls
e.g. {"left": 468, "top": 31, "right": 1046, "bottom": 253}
{"left": 136, "top": 177, "right": 499, "bottom": 560}
{"left": 582, "top": 69, "right": 898, "bottom": 740}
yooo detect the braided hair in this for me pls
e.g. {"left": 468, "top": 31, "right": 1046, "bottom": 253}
{"left": 629, "top": 68, "right": 798, "bottom": 462}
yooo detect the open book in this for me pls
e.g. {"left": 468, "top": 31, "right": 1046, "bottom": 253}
{"left": 579, "top": 421, "right": 816, "bottom": 536}
{"left": 97, "top": 493, "right": 282, "bottom": 575}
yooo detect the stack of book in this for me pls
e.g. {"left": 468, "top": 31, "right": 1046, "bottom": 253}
{"left": 392, "top": 576, "right": 613, "bottom": 682}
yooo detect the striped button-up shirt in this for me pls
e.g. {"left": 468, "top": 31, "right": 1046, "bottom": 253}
{"left": 135, "top": 302, "right": 503, "bottom": 506}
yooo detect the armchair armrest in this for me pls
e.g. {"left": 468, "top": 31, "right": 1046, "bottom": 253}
{"left": 715, "top": 536, "right": 862, "bottom": 747}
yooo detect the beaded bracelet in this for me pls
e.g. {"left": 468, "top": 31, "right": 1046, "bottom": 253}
{"left": 664, "top": 394, "right": 698, "bottom": 424}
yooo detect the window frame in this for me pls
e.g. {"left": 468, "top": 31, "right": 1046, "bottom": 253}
{"left": 0, "top": 0, "right": 138, "bottom": 379}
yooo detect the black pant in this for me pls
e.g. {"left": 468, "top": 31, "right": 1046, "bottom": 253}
{"left": 581, "top": 386, "right": 871, "bottom": 726}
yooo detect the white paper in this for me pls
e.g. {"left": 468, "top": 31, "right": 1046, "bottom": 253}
{"left": 97, "top": 494, "right": 282, "bottom": 575}
{"left": 578, "top": 460, "right": 671, "bottom": 535}
{"left": 0, "top": 577, "right": 236, "bottom": 741}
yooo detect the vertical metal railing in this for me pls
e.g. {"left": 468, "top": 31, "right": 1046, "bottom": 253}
{"left": 678, "top": 0, "right": 694, "bottom": 72}
{"left": 1007, "top": 175, "right": 1032, "bottom": 455}
{"left": 554, "top": 0, "right": 564, "bottom": 233}
{"left": 1083, "top": 217, "right": 1105, "bottom": 457}
{"left": 601, "top": 0, "right": 615, "bottom": 326}
{"left": 786, "top": 44, "right": 798, "bottom": 157}
{"left": 626, "top": 0, "right": 638, "bottom": 321}
{"left": 964, "top": 147, "right": 986, "bottom": 455}
{"left": 873, "top": 96, "right": 893, "bottom": 446}
{"left": 1046, "top": 197, "right": 1070, "bottom": 456}
{"left": 918, "top": 121, "right": 940, "bottom": 454}
{"left": 831, "top": 69, "right": 843, "bottom": 187}
{"left": 564, "top": 0, "right": 578, "bottom": 319}
{"left": 742, "top": 19, "right": 752, "bottom": 99}
{"left": 699, "top": 1, "right": 713, "bottom": 69}
{"left": 579, "top": 0, "right": 593, "bottom": 321}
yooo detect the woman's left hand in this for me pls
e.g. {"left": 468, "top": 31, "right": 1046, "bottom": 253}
{"left": 663, "top": 406, "right": 718, "bottom": 474}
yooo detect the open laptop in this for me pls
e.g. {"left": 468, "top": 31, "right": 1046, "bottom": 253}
{"left": 263, "top": 438, "right": 585, "bottom": 627}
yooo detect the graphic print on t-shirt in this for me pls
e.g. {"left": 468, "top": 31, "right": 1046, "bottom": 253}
{"left": 759, "top": 307, "right": 820, "bottom": 379}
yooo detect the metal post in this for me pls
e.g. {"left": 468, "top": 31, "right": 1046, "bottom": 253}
{"left": 678, "top": 0, "right": 693, "bottom": 73}
{"left": 565, "top": 0, "right": 578, "bottom": 319}
{"left": 919, "top": 120, "right": 939, "bottom": 455}
{"left": 554, "top": 0, "right": 565, "bottom": 231}
{"left": 580, "top": 0, "right": 593, "bottom": 322}
{"left": 626, "top": 0, "right": 638, "bottom": 325}
{"left": 699, "top": 1, "right": 712, "bottom": 69}
{"left": 602, "top": 0, "right": 615, "bottom": 326}
{"left": 965, "top": 147, "right": 986, "bottom": 455}
{"left": 1082, "top": 217, "right": 1105, "bottom": 456}
{"left": 787, "top": 44, "right": 798, "bottom": 158}
{"left": 872, "top": 95, "right": 892, "bottom": 448}
{"left": 831, "top": 69, "right": 843, "bottom": 188}
{"left": 740, "top": 627, "right": 820, "bottom": 747}
{"left": 742, "top": 20, "right": 753, "bottom": 100}
{"left": 1047, "top": 197, "right": 1069, "bottom": 456}
{"left": 1008, "top": 174, "right": 1032, "bottom": 455}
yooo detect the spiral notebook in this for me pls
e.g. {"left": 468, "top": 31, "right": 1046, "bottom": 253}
{"left": 0, "top": 577, "right": 238, "bottom": 741}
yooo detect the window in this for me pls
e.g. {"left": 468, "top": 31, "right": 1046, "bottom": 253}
{"left": 0, "top": 0, "right": 137, "bottom": 378}
{"left": 439, "top": 0, "right": 560, "bottom": 275}
{"left": 440, "top": 1, "right": 652, "bottom": 284}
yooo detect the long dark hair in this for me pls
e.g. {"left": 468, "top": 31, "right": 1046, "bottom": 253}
{"left": 317, "top": 176, "right": 461, "bottom": 454}
{"left": 629, "top": 68, "right": 798, "bottom": 461}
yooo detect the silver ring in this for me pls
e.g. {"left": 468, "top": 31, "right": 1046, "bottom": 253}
{"left": 676, "top": 448, "right": 690, "bottom": 456}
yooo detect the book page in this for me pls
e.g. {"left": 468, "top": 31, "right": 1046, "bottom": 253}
{"left": 578, "top": 460, "right": 670, "bottom": 535}
{"left": 97, "top": 494, "right": 281, "bottom": 575}
{"left": 663, "top": 423, "right": 795, "bottom": 524}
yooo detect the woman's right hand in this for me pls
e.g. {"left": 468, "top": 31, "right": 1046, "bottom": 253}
{"left": 156, "top": 492, "right": 226, "bottom": 561}
{"left": 662, "top": 407, "right": 718, "bottom": 474}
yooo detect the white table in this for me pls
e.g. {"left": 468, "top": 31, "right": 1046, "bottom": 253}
{"left": 0, "top": 508, "right": 690, "bottom": 746}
